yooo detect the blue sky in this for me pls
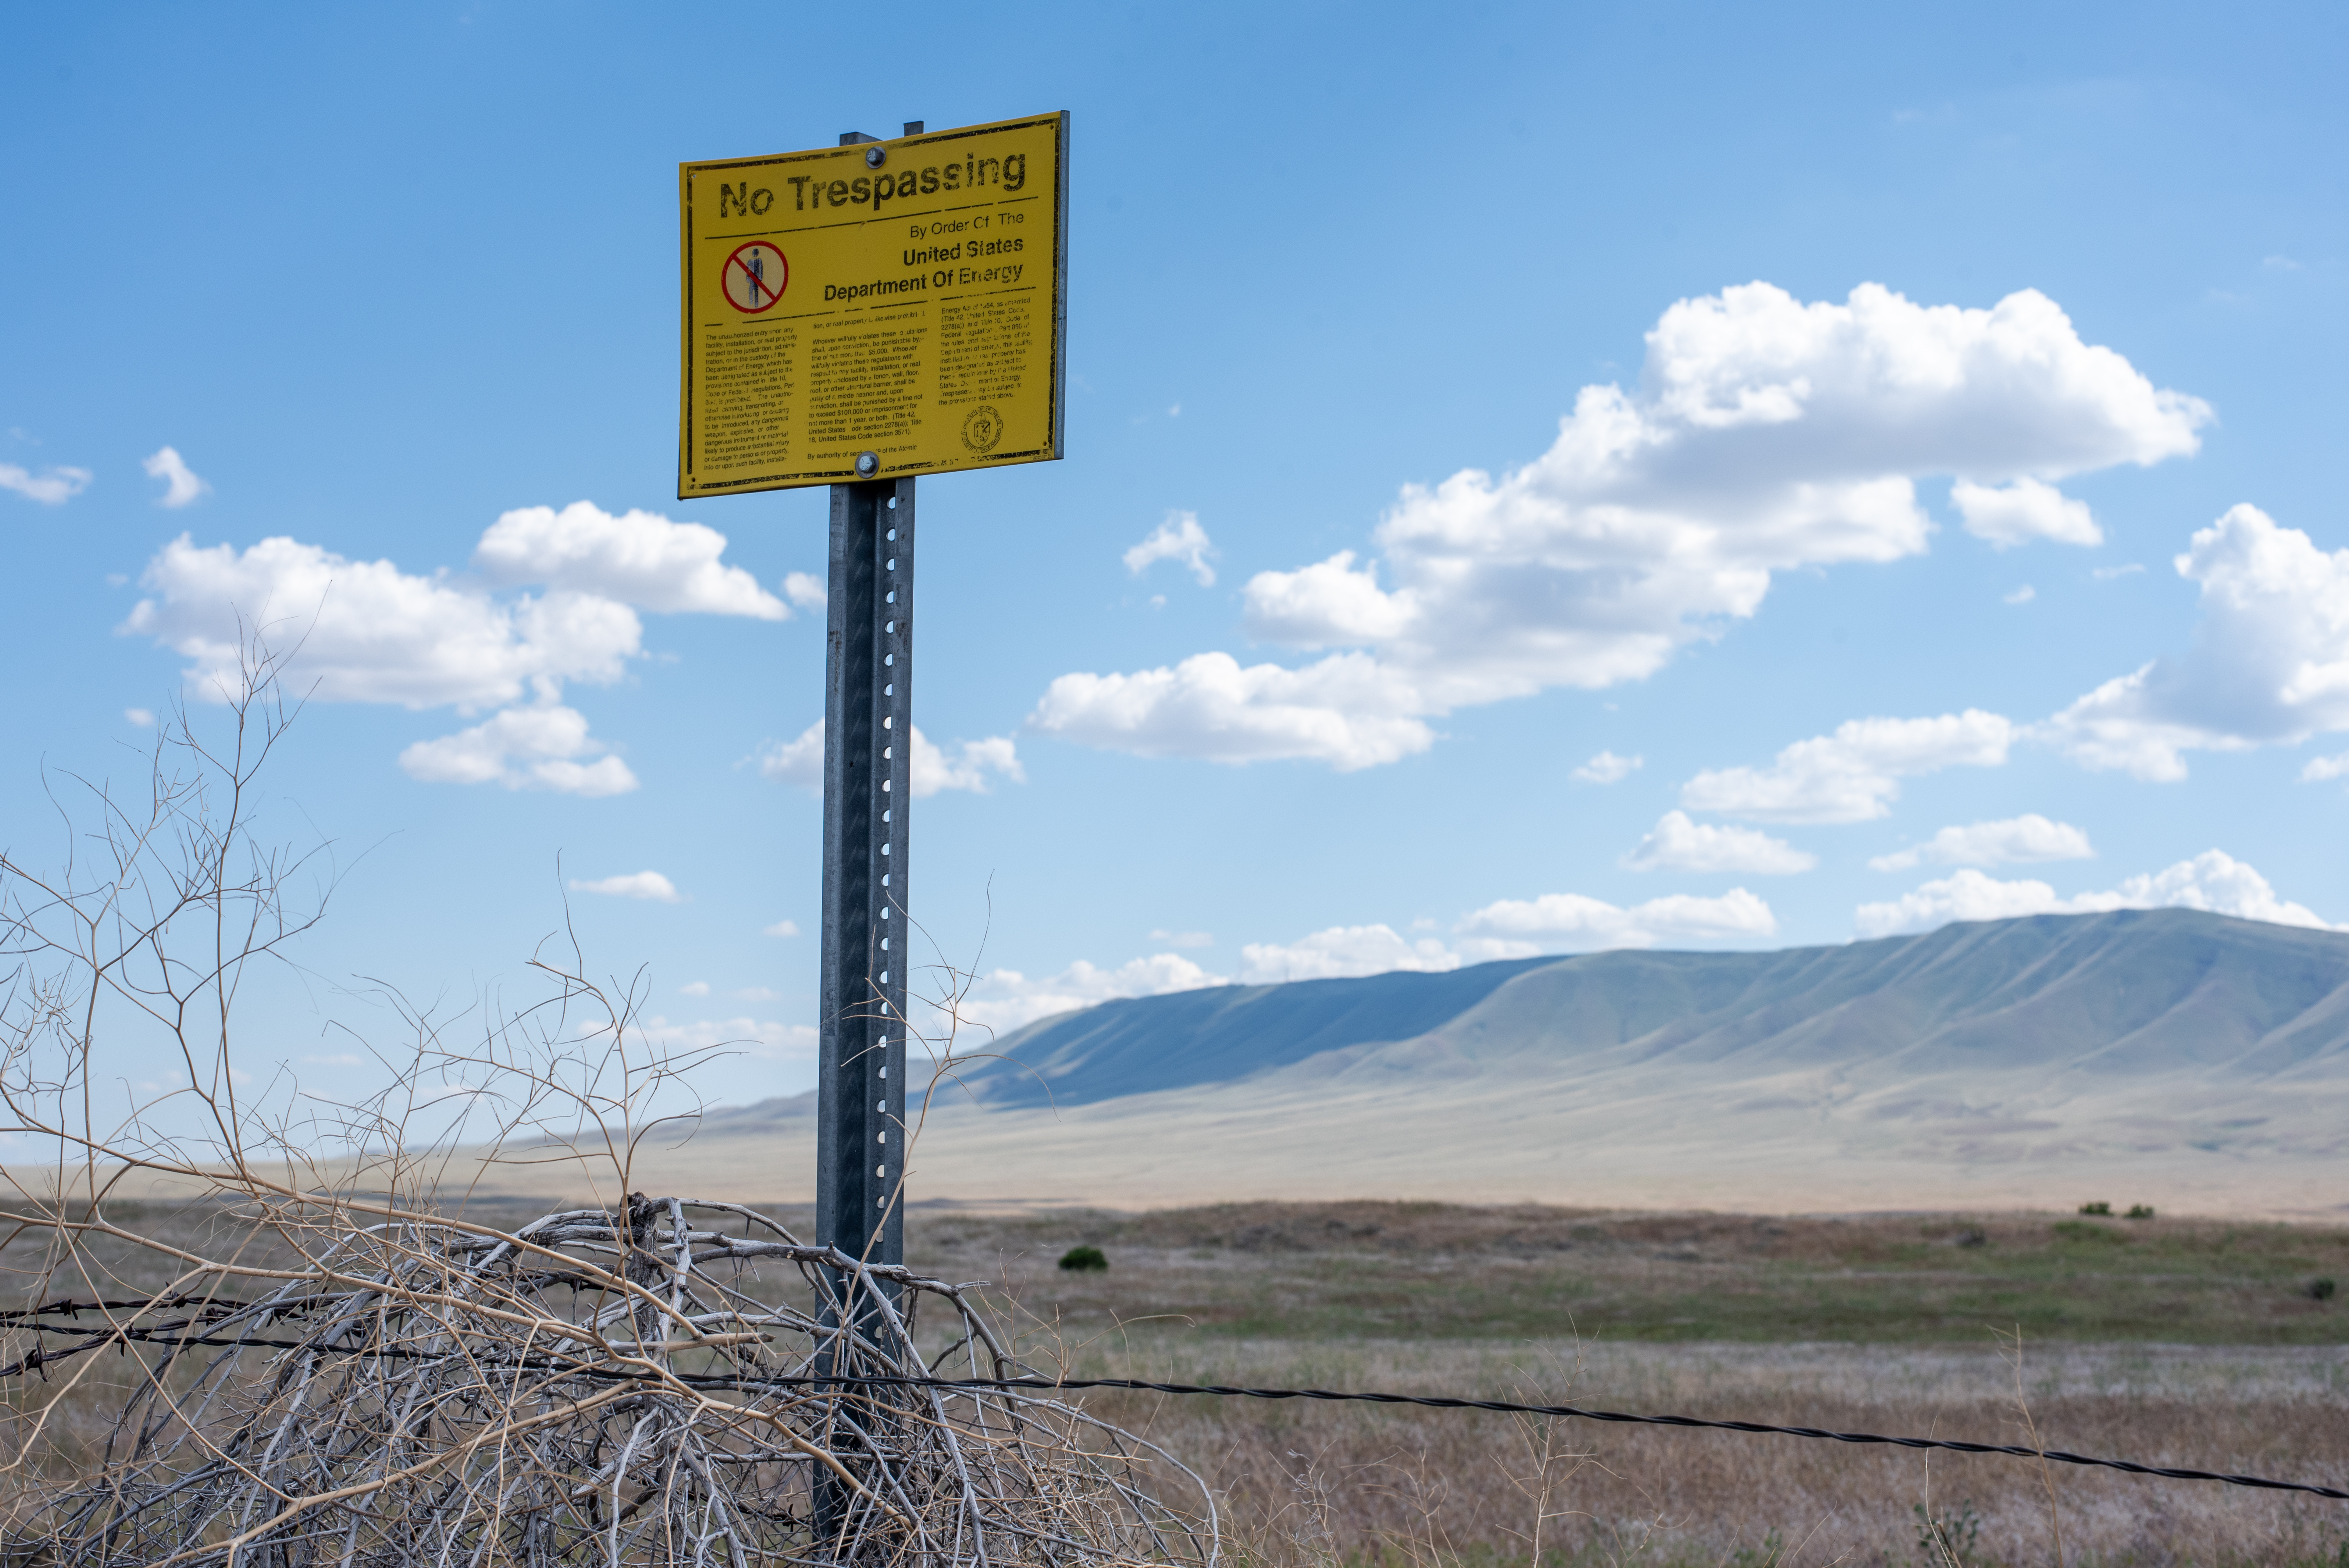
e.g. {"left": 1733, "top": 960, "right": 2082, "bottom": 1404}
{"left": 5, "top": 2, "right": 2348, "bottom": 1106}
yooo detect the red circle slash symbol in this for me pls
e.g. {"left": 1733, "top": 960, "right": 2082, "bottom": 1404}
{"left": 723, "top": 242, "right": 789, "bottom": 313}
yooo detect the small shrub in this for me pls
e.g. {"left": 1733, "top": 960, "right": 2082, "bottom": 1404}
{"left": 2053, "top": 1219, "right": 2126, "bottom": 1243}
{"left": 2126, "top": 1203, "right": 2156, "bottom": 1219}
{"left": 1059, "top": 1244, "right": 1108, "bottom": 1272}
{"left": 2078, "top": 1200, "right": 2112, "bottom": 1216}
{"left": 2311, "top": 1277, "right": 2338, "bottom": 1302}
{"left": 1914, "top": 1499, "right": 1982, "bottom": 1566}
{"left": 1955, "top": 1226, "right": 1988, "bottom": 1248}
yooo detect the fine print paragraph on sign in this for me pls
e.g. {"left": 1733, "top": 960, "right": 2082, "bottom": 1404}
{"left": 677, "top": 112, "right": 1068, "bottom": 497}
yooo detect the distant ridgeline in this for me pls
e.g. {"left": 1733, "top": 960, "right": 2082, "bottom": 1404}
{"left": 941, "top": 909, "right": 2349, "bottom": 1111}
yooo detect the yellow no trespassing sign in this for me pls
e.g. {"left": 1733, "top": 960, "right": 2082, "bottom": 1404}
{"left": 677, "top": 112, "right": 1068, "bottom": 498}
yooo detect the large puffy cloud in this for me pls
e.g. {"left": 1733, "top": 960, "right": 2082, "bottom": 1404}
{"left": 1032, "top": 283, "right": 2208, "bottom": 769}
{"left": 122, "top": 502, "right": 786, "bottom": 792}
{"left": 1457, "top": 887, "right": 1777, "bottom": 955}
{"left": 758, "top": 720, "right": 1025, "bottom": 797}
{"left": 2046, "top": 506, "right": 2349, "bottom": 780}
{"left": 1623, "top": 811, "right": 1815, "bottom": 874}
{"left": 398, "top": 704, "right": 638, "bottom": 797}
{"left": 1868, "top": 814, "right": 2094, "bottom": 872}
{"left": 1680, "top": 710, "right": 2016, "bottom": 823}
{"left": 473, "top": 501, "right": 786, "bottom": 618}
{"left": 125, "top": 533, "right": 642, "bottom": 709}
{"left": 1854, "top": 850, "right": 2335, "bottom": 939}
{"left": 1238, "top": 925, "right": 1460, "bottom": 984}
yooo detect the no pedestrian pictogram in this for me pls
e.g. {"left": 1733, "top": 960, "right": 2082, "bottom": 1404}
{"left": 723, "top": 242, "right": 788, "bottom": 313}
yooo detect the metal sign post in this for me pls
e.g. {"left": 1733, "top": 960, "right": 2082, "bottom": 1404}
{"left": 816, "top": 472, "right": 913, "bottom": 1274}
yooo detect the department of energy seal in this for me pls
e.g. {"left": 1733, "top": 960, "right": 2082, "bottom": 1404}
{"left": 960, "top": 406, "right": 1004, "bottom": 454}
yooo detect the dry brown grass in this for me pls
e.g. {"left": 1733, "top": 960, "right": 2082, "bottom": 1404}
{"left": 1057, "top": 1338, "right": 2349, "bottom": 1568}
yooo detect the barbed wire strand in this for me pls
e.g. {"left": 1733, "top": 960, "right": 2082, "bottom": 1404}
{"left": 818, "top": 1374, "right": 2349, "bottom": 1504}
{"left": 5, "top": 1296, "right": 2338, "bottom": 1504}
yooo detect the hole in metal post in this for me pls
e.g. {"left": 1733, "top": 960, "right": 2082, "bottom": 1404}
{"left": 887, "top": 590, "right": 896, "bottom": 603}
{"left": 882, "top": 842, "right": 892, "bottom": 855}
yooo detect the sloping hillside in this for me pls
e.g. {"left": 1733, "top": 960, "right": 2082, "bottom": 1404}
{"left": 960, "top": 909, "right": 2349, "bottom": 1107}
{"left": 483, "top": 911, "right": 2349, "bottom": 1216}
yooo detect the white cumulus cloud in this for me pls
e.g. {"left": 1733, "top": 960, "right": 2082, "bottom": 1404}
{"left": 473, "top": 501, "right": 784, "bottom": 618}
{"left": 1238, "top": 925, "right": 1461, "bottom": 984}
{"left": 1624, "top": 811, "right": 1815, "bottom": 874}
{"left": 2303, "top": 753, "right": 2349, "bottom": 783}
{"left": 1030, "top": 282, "right": 2208, "bottom": 770}
{"left": 764, "top": 919, "right": 801, "bottom": 937}
{"left": 638, "top": 1015, "right": 819, "bottom": 1062}
{"left": 125, "top": 533, "right": 642, "bottom": 710}
{"left": 1030, "top": 651, "right": 1433, "bottom": 770}
{"left": 1457, "top": 887, "right": 1778, "bottom": 955}
{"left": 783, "top": 572, "right": 827, "bottom": 612}
{"left": 757, "top": 720, "right": 1025, "bottom": 797}
{"left": 398, "top": 703, "right": 638, "bottom": 796}
{"left": 1572, "top": 749, "right": 1643, "bottom": 783}
{"left": 121, "top": 503, "right": 781, "bottom": 789}
{"left": 1854, "top": 850, "right": 2335, "bottom": 938}
{"left": 1868, "top": 814, "right": 2094, "bottom": 872}
{"left": 1952, "top": 477, "right": 2100, "bottom": 548}
{"left": 1681, "top": 710, "right": 2016, "bottom": 823}
{"left": 0, "top": 462, "right": 92, "bottom": 504}
{"left": 1123, "top": 511, "right": 1217, "bottom": 586}
{"left": 141, "top": 446, "right": 210, "bottom": 508}
{"left": 954, "top": 953, "right": 1226, "bottom": 1035}
{"left": 568, "top": 871, "right": 682, "bottom": 903}
{"left": 2046, "top": 505, "right": 2349, "bottom": 780}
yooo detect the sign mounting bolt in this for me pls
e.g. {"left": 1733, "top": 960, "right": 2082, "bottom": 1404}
{"left": 864, "top": 146, "right": 887, "bottom": 168}
{"left": 856, "top": 452, "right": 880, "bottom": 478}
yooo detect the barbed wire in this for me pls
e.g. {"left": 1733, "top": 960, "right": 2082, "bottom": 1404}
{"left": 5, "top": 1294, "right": 2338, "bottom": 1506}
{"left": 783, "top": 1374, "right": 2349, "bottom": 1504}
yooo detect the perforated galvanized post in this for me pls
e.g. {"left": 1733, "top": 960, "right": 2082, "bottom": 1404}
{"left": 816, "top": 472, "right": 912, "bottom": 1276}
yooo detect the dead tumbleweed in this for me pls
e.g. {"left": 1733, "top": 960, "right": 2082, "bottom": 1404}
{"left": 2, "top": 1193, "right": 1215, "bottom": 1565}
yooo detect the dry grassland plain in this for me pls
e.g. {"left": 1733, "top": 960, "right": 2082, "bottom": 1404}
{"left": 15, "top": 1197, "right": 2342, "bottom": 1566}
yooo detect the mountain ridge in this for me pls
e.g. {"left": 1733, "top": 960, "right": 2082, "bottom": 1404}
{"left": 945, "top": 909, "right": 2349, "bottom": 1110}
